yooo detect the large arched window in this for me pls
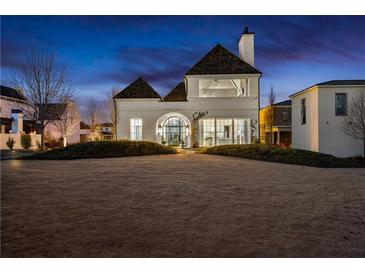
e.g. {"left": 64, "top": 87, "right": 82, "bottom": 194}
{"left": 162, "top": 116, "right": 187, "bottom": 146}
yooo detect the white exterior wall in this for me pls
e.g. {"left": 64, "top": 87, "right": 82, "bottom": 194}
{"left": 291, "top": 85, "right": 365, "bottom": 157}
{"left": 291, "top": 87, "right": 319, "bottom": 152}
{"left": 45, "top": 120, "right": 80, "bottom": 145}
{"left": 317, "top": 86, "right": 364, "bottom": 157}
{"left": 116, "top": 75, "right": 260, "bottom": 146}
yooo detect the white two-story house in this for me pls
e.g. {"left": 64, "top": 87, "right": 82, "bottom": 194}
{"left": 114, "top": 28, "right": 262, "bottom": 147}
{"left": 290, "top": 80, "right": 365, "bottom": 157}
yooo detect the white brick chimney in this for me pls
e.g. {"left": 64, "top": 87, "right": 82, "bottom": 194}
{"left": 238, "top": 27, "right": 255, "bottom": 67}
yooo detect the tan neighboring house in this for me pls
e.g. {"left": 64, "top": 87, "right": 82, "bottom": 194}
{"left": 289, "top": 80, "right": 365, "bottom": 157}
{"left": 259, "top": 100, "right": 292, "bottom": 147}
{"left": 80, "top": 122, "right": 114, "bottom": 142}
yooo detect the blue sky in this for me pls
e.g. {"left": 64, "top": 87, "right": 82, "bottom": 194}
{"left": 1, "top": 16, "right": 365, "bottom": 111}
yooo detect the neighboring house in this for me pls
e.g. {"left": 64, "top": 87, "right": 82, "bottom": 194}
{"left": 114, "top": 28, "right": 262, "bottom": 147}
{"left": 259, "top": 100, "right": 292, "bottom": 147}
{"left": 43, "top": 102, "right": 81, "bottom": 147}
{"left": 0, "top": 85, "right": 40, "bottom": 149}
{"left": 98, "top": 123, "right": 114, "bottom": 140}
{"left": 0, "top": 85, "right": 80, "bottom": 149}
{"left": 79, "top": 122, "right": 114, "bottom": 142}
{"left": 289, "top": 80, "right": 365, "bottom": 157}
{"left": 80, "top": 121, "right": 90, "bottom": 143}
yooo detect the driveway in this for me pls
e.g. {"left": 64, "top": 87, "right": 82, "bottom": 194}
{"left": 1, "top": 154, "right": 365, "bottom": 257}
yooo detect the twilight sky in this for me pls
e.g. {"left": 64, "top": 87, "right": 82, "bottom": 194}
{"left": 1, "top": 16, "right": 364, "bottom": 118}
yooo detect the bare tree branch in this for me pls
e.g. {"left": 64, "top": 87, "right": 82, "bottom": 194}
{"left": 11, "top": 50, "right": 73, "bottom": 150}
{"left": 340, "top": 90, "right": 365, "bottom": 156}
{"left": 86, "top": 98, "right": 101, "bottom": 141}
{"left": 109, "top": 86, "right": 120, "bottom": 140}
{"left": 53, "top": 101, "right": 80, "bottom": 147}
{"left": 266, "top": 86, "right": 276, "bottom": 145}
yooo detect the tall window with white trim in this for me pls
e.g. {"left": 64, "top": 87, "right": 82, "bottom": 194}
{"left": 234, "top": 119, "right": 250, "bottom": 144}
{"left": 130, "top": 119, "right": 142, "bottom": 140}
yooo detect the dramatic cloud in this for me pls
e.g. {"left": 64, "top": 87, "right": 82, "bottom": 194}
{"left": 1, "top": 16, "right": 364, "bottom": 117}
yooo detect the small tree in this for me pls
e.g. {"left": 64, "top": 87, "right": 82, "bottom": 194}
{"left": 53, "top": 101, "right": 80, "bottom": 147}
{"left": 86, "top": 98, "right": 101, "bottom": 141}
{"left": 20, "top": 134, "right": 32, "bottom": 149}
{"left": 109, "top": 86, "right": 120, "bottom": 140}
{"left": 6, "top": 137, "right": 15, "bottom": 150}
{"left": 191, "top": 111, "right": 208, "bottom": 148}
{"left": 340, "top": 91, "right": 365, "bottom": 156}
{"left": 266, "top": 86, "right": 276, "bottom": 144}
{"left": 11, "top": 50, "right": 73, "bottom": 151}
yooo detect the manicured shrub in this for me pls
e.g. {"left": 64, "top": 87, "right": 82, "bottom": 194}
{"left": 20, "top": 134, "right": 32, "bottom": 149}
{"left": 203, "top": 144, "right": 361, "bottom": 168}
{"left": 23, "top": 140, "right": 177, "bottom": 160}
{"left": 6, "top": 137, "right": 15, "bottom": 150}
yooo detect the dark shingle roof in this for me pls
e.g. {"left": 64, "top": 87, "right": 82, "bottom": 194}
{"left": 42, "top": 103, "right": 68, "bottom": 120}
{"left": 273, "top": 100, "right": 291, "bottom": 106}
{"left": 185, "top": 44, "right": 261, "bottom": 75}
{"left": 114, "top": 77, "right": 161, "bottom": 99}
{"left": 80, "top": 121, "right": 90, "bottom": 129}
{"left": 163, "top": 82, "right": 187, "bottom": 102}
{"left": 317, "top": 80, "right": 365, "bottom": 86}
{"left": 0, "top": 85, "right": 26, "bottom": 101}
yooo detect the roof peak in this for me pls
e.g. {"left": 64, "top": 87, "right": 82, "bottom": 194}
{"left": 114, "top": 77, "right": 161, "bottom": 99}
{"left": 185, "top": 43, "right": 261, "bottom": 75}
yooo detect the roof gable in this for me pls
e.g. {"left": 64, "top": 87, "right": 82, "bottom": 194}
{"left": 114, "top": 77, "right": 161, "bottom": 99}
{"left": 163, "top": 82, "right": 187, "bottom": 102}
{"left": 0, "top": 85, "right": 26, "bottom": 101}
{"left": 185, "top": 44, "right": 261, "bottom": 75}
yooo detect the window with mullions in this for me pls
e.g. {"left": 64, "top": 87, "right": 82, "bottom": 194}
{"left": 234, "top": 119, "right": 250, "bottom": 144}
{"left": 162, "top": 117, "right": 187, "bottom": 146}
{"left": 200, "top": 119, "right": 215, "bottom": 147}
{"left": 335, "top": 93, "right": 347, "bottom": 116}
{"left": 130, "top": 119, "right": 142, "bottom": 140}
{"left": 216, "top": 119, "right": 233, "bottom": 145}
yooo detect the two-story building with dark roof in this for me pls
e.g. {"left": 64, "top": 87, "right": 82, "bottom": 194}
{"left": 114, "top": 28, "right": 262, "bottom": 147}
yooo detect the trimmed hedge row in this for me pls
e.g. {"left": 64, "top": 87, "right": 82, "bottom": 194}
{"left": 23, "top": 140, "right": 177, "bottom": 160}
{"left": 203, "top": 144, "right": 362, "bottom": 168}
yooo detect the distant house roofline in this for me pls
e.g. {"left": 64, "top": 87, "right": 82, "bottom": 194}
{"left": 260, "top": 99, "right": 291, "bottom": 110}
{"left": 0, "top": 85, "right": 26, "bottom": 101}
{"left": 289, "top": 80, "right": 365, "bottom": 98}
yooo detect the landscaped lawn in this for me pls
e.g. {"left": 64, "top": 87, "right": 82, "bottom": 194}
{"left": 1, "top": 154, "right": 365, "bottom": 257}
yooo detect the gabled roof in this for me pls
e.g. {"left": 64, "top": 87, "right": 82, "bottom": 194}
{"left": 0, "top": 85, "right": 26, "bottom": 101}
{"left": 185, "top": 44, "right": 261, "bottom": 75}
{"left": 114, "top": 77, "right": 161, "bottom": 99}
{"left": 163, "top": 82, "right": 187, "bottom": 102}
{"left": 43, "top": 103, "right": 68, "bottom": 120}
{"left": 289, "top": 79, "right": 365, "bottom": 98}
{"left": 80, "top": 121, "right": 90, "bottom": 129}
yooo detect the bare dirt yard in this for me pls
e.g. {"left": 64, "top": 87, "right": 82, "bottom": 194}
{"left": 1, "top": 154, "right": 365, "bottom": 257}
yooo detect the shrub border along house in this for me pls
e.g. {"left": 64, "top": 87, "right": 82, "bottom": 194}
{"left": 22, "top": 140, "right": 177, "bottom": 160}
{"left": 203, "top": 144, "right": 364, "bottom": 168}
